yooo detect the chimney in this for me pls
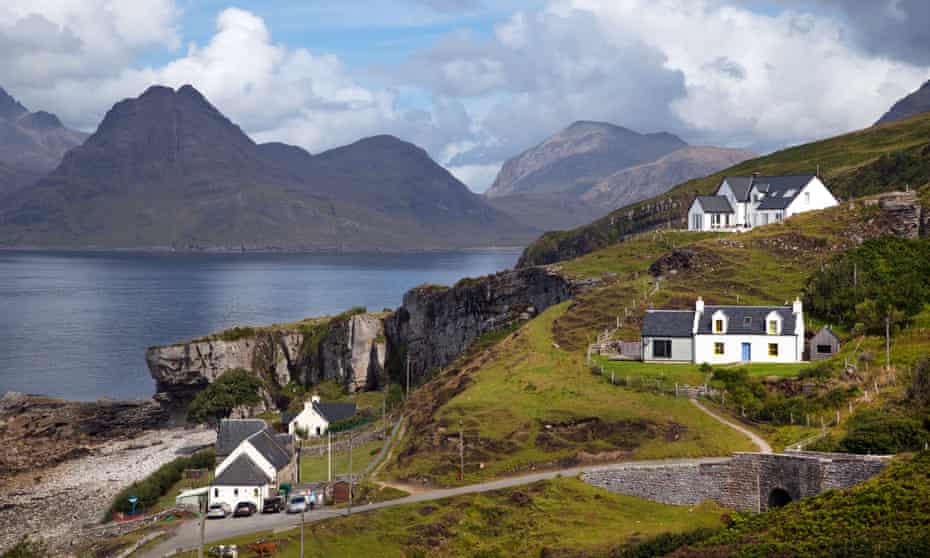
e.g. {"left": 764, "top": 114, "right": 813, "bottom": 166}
{"left": 793, "top": 297, "right": 803, "bottom": 315}
{"left": 695, "top": 296, "right": 705, "bottom": 314}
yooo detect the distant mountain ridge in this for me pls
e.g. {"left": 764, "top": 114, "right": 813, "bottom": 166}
{"left": 0, "top": 85, "right": 532, "bottom": 251}
{"left": 876, "top": 80, "right": 930, "bottom": 126}
{"left": 484, "top": 121, "right": 753, "bottom": 231}
{"left": 0, "top": 87, "right": 87, "bottom": 195}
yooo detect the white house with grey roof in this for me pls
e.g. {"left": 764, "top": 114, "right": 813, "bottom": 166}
{"left": 210, "top": 419, "right": 296, "bottom": 509}
{"left": 642, "top": 297, "right": 805, "bottom": 364}
{"left": 286, "top": 395, "right": 357, "bottom": 439}
{"left": 688, "top": 174, "right": 837, "bottom": 232}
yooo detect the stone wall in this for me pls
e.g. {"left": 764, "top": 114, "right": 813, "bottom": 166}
{"left": 581, "top": 451, "right": 889, "bottom": 512}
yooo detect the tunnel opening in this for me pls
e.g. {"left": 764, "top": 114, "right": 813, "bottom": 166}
{"left": 768, "top": 487, "right": 793, "bottom": 509}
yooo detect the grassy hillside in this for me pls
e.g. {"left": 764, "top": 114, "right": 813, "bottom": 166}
{"left": 382, "top": 193, "right": 928, "bottom": 484}
{"left": 665, "top": 451, "right": 930, "bottom": 557}
{"left": 205, "top": 478, "right": 726, "bottom": 558}
{"left": 519, "top": 111, "right": 930, "bottom": 267}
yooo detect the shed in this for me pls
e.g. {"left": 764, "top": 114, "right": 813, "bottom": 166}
{"left": 175, "top": 486, "right": 209, "bottom": 511}
{"left": 809, "top": 327, "right": 840, "bottom": 361}
{"left": 330, "top": 480, "right": 352, "bottom": 504}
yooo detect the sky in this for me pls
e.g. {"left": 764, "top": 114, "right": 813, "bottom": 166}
{"left": 0, "top": 0, "right": 928, "bottom": 192}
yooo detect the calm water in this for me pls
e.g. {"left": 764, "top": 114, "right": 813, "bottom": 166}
{"left": 0, "top": 250, "right": 520, "bottom": 400}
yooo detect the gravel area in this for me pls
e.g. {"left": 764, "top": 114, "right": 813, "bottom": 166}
{"left": 0, "top": 426, "right": 215, "bottom": 554}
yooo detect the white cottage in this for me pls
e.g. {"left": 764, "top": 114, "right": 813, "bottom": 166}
{"left": 287, "top": 395, "right": 357, "bottom": 439}
{"left": 688, "top": 174, "right": 838, "bottom": 231}
{"left": 210, "top": 420, "right": 296, "bottom": 509}
{"left": 642, "top": 297, "right": 805, "bottom": 364}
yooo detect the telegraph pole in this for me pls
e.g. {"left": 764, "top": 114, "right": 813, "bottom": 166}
{"left": 459, "top": 419, "right": 465, "bottom": 482}
{"left": 327, "top": 431, "right": 332, "bottom": 482}
{"left": 300, "top": 507, "right": 305, "bottom": 558}
{"left": 348, "top": 430, "right": 354, "bottom": 515}
{"left": 198, "top": 493, "right": 206, "bottom": 558}
{"left": 406, "top": 353, "right": 411, "bottom": 398}
{"left": 885, "top": 315, "right": 891, "bottom": 370}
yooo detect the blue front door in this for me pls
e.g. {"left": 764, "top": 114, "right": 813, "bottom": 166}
{"left": 741, "top": 342, "right": 751, "bottom": 361}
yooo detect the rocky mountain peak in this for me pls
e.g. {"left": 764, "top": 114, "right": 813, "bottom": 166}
{"left": 876, "top": 79, "right": 930, "bottom": 126}
{"left": 0, "top": 87, "right": 28, "bottom": 120}
{"left": 19, "top": 111, "right": 64, "bottom": 131}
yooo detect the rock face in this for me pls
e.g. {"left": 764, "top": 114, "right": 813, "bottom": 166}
{"left": 385, "top": 266, "right": 573, "bottom": 379}
{"left": 147, "top": 313, "right": 387, "bottom": 409}
{"left": 0, "top": 84, "right": 531, "bottom": 250}
{"left": 875, "top": 80, "right": 930, "bottom": 126}
{"left": 484, "top": 121, "right": 752, "bottom": 231}
{"left": 0, "top": 86, "right": 87, "bottom": 196}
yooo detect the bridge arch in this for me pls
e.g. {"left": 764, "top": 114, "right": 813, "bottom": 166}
{"left": 767, "top": 487, "right": 793, "bottom": 509}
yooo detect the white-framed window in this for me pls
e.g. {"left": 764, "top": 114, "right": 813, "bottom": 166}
{"left": 768, "top": 320, "right": 778, "bottom": 334}
{"left": 714, "top": 342, "right": 725, "bottom": 355}
{"left": 653, "top": 339, "right": 672, "bottom": 359}
{"left": 804, "top": 191, "right": 810, "bottom": 205}
{"left": 768, "top": 343, "right": 779, "bottom": 357}
{"left": 692, "top": 214, "right": 703, "bottom": 230}
{"left": 711, "top": 214, "right": 722, "bottom": 229}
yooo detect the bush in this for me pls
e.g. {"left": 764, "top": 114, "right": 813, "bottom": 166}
{"left": 1, "top": 538, "right": 47, "bottom": 558}
{"left": 611, "top": 527, "right": 719, "bottom": 558}
{"left": 328, "top": 410, "right": 376, "bottom": 434}
{"left": 839, "top": 409, "right": 929, "bottom": 454}
{"left": 217, "top": 326, "right": 257, "bottom": 342}
{"left": 108, "top": 449, "right": 215, "bottom": 519}
{"left": 187, "top": 368, "right": 264, "bottom": 427}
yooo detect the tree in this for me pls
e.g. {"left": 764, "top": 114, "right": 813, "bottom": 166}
{"left": 187, "top": 368, "right": 264, "bottom": 429}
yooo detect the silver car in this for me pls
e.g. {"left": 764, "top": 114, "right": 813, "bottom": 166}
{"left": 286, "top": 495, "right": 308, "bottom": 514}
{"left": 207, "top": 502, "right": 232, "bottom": 519}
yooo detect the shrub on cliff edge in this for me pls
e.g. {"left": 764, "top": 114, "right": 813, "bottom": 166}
{"left": 187, "top": 368, "right": 263, "bottom": 428}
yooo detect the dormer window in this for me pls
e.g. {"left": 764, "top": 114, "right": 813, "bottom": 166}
{"left": 714, "top": 319, "right": 724, "bottom": 333}
{"left": 743, "top": 317, "right": 752, "bottom": 327}
{"left": 768, "top": 320, "right": 778, "bottom": 334}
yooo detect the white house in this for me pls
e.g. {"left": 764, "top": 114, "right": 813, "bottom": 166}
{"left": 210, "top": 420, "right": 296, "bottom": 509}
{"left": 642, "top": 297, "right": 805, "bottom": 364}
{"left": 286, "top": 395, "right": 357, "bottom": 438}
{"left": 688, "top": 174, "right": 838, "bottom": 232}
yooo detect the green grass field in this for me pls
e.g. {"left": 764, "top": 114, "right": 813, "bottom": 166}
{"left": 386, "top": 303, "right": 757, "bottom": 487}
{"left": 200, "top": 477, "right": 726, "bottom": 558}
{"left": 300, "top": 440, "right": 384, "bottom": 482}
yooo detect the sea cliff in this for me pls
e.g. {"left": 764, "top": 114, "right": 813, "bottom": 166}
{"left": 147, "top": 266, "right": 575, "bottom": 411}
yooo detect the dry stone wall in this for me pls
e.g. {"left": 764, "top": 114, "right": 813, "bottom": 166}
{"left": 582, "top": 451, "right": 889, "bottom": 512}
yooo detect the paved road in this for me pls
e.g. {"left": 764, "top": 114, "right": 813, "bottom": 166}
{"left": 139, "top": 457, "right": 730, "bottom": 557}
{"left": 690, "top": 398, "right": 773, "bottom": 454}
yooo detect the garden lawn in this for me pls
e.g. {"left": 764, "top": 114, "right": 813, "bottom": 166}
{"left": 202, "top": 477, "right": 726, "bottom": 558}
{"left": 299, "top": 440, "right": 383, "bottom": 482}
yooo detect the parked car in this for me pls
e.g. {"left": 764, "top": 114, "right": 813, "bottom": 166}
{"left": 233, "top": 502, "right": 257, "bottom": 517}
{"left": 207, "top": 502, "right": 231, "bottom": 519}
{"left": 286, "top": 495, "right": 308, "bottom": 514}
{"left": 262, "top": 496, "right": 284, "bottom": 514}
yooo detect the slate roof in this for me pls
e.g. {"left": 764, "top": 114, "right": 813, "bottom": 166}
{"left": 696, "top": 306, "right": 796, "bottom": 335}
{"left": 281, "top": 411, "right": 298, "bottom": 427}
{"left": 246, "top": 429, "right": 292, "bottom": 471}
{"left": 313, "top": 401, "right": 357, "bottom": 423}
{"left": 213, "top": 453, "right": 271, "bottom": 486}
{"left": 642, "top": 310, "right": 695, "bottom": 337}
{"left": 721, "top": 176, "right": 754, "bottom": 201}
{"left": 694, "top": 195, "right": 734, "bottom": 214}
{"left": 216, "top": 419, "right": 267, "bottom": 457}
{"left": 718, "top": 174, "right": 817, "bottom": 210}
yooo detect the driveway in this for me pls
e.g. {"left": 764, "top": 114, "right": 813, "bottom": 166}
{"left": 139, "top": 457, "right": 730, "bottom": 557}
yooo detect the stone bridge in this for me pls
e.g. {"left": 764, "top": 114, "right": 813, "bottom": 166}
{"left": 582, "top": 451, "right": 888, "bottom": 512}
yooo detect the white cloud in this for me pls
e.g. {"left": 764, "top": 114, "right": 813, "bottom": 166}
{"left": 447, "top": 163, "right": 503, "bottom": 192}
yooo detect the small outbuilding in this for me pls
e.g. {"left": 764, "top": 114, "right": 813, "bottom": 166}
{"left": 808, "top": 327, "right": 841, "bottom": 361}
{"left": 287, "top": 395, "right": 357, "bottom": 438}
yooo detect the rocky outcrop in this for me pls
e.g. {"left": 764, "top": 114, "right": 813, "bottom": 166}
{"left": 147, "top": 313, "right": 387, "bottom": 409}
{"left": 0, "top": 392, "right": 167, "bottom": 478}
{"left": 385, "top": 266, "right": 573, "bottom": 381}
{"left": 146, "top": 330, "right": 302, "bottom": 409}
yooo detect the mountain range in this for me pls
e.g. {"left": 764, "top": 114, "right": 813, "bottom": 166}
{"left": 484, "top": 121, "right": 755, "bottom": 231}
{"left": 0, "top": 87, "right": 86, "bottom": 196}
{"left": 0, "top": 85, "right": 531, "bottom": 251}
{"left": 876, "top": 80, "right": 930, "bottom": 126}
